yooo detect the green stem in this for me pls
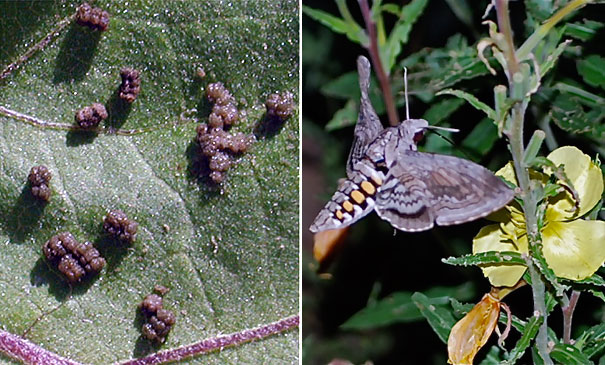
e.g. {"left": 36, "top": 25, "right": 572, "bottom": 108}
{"left": 495, "top": 0, "right": 552, "bottom": 362}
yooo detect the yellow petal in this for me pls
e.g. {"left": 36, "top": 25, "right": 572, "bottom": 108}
{"left": 542, "top": 220, "right": 605, "bottom": 280}
{"left": 473, "top": 224, "right": 528, "bottom": 287}
{"left": 448, "top": 293, "right": 500, "bottom": 365}
{"left": 495, "top": 162, "right": 517, "bottom": 185}
{"left": 546, "top": 146, "right": 604, "bottom": 220}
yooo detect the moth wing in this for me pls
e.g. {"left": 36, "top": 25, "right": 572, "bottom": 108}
{"left": 346, "top": 56, "right": 384, "bottom": 176}
{"left": 374, "top": 166, "right": 435, "bottom": 232}
{"left": 376, "top": 151, "right": 514, "bottom": 231}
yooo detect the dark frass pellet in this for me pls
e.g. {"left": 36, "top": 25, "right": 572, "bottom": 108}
{"left": 265, "top": 91, "right": 294, "bottom": 121}
{"left": 43, "top": 232, "right": 105, "bottom": 283}
{"left": 76, "top": 3, "right": 110, "bottom": 31}
{"left": 196, "top": 123, "right": 252, "bottom": 184}
{"left": 103, "top": 209, "right": 138, "bottom": 244}
{"left": 139, "top": 294, "right": 176, "bottom": 344}
{"left": 119, "top": 68, "right": 141, "bottom": 103}
{"left": 28, "top": 165, "right": 52, "bottom": 202}
{"left": 75, "top": 103, "right": 108, "bottom": 128}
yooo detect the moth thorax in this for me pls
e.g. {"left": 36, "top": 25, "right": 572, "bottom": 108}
{"left": 398, "top": 119, "right": 429, "bottom": 146}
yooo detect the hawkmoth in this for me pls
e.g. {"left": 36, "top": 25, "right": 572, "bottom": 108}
{"left": 310, "top": 56, "right": 514, "bottom": 233}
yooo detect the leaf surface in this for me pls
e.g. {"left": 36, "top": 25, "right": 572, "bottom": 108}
{"left": 0, "top": 1, "right": 299, "bottom": 363}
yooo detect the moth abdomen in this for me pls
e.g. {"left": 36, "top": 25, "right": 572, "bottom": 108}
{"left": 310, "top": 170, "right": 384, "bottom": 233}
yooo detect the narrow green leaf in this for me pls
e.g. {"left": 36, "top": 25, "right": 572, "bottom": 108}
{"left": 412, "top": 292, "right": 457, "bottom": 344}
{"left": 550, "top": 343, "right": 592, "bottom": 364}
{"left": 302, "top": 5, "right": 364, "bottom": 44}
{"left": 341, "top": 283, "right": 475, "bottom": 330}
{"left": 443, "top": 0, "right": 473, "bottom": 28}
{"left": 325, "top": 99, "right": 358, "bottom": 131}
{"left": 442, "top": 251, "right": 526, "bottom": 267}
{"left": 564, "top": 20, "right": 605, "bottom": 41}
{"left": 577, "top": 55, "right": 605, "bottom": 89}
{"left": 531, "top": 241, "right": 570, "bottom": 297}
{"left": 422, "top": 98, "right": 465, "bottom": 125}
{"left": 541, "top": 40, "right": 571, "bottom": 77}
{"left": 437, "top": 89, "right": 496, "bottom": 120}
{"left": 503, "top": 316, "right": 542, "bottom": 364}
{"left": 579, "top": 323, "right": 605, "bottom": 359}
{"left": 383, "top": 0, "right": 428, "bottom": 73}
{"left": 461, "top": 118, "right": 499, "bottom": 160}
{"left": 523, "top": 130, "right": 546, "bottom": 167}
{"left": 320, "top": 72, "right": 360, "bottom": 99}
{"left": 479, "top": 346, "right": 505, "bottom": 364}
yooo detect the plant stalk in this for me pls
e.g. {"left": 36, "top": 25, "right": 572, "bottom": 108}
{"left": 495, "top": 1, "right": 552, "bottom": 363}
{"left": 562, "top": 291, "right": 580, "bottom": 344}
{"left": 358, "top": 0, "right": 399, "bottom": 126}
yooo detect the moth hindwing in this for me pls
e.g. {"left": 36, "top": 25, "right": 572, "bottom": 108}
{"left": 310, "top": 55, "right": 514, "bottom": 233}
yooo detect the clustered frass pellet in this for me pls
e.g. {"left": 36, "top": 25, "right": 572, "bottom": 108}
{"left": 28, "top": 165, "right": 52, "bottom": 202}
{"left": 75, "top": 103, "right": 108, "bottom": 128}
{"left": 139, "top": 293, "right": 176, "bottom": 344}
{"left": 119, "top": 68, "right": 141, "bottom": 103}
{"left": 75, "top": 2, "right": 110, "bottom": 31}
{"left": 43, "top": 232, "right": 106, "bottom": 283}
{"left": 103, "top": 209, "right": 138, "bottom": 244}
{"left": 196, "top": 82, "right": 253, "bottom": 183}
{"left": 265, "top": 91, "right": 294, "bottom": 122}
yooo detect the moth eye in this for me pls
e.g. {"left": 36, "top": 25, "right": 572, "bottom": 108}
{"left": 139, "top": 292, "right": 176, "bottom": 344}
{"left": 103, "top": 209, "right": 138, "bottom": 244}
{"left": 28, "top": 165, "right": 52, "bottom": 202}
{"left": 75, "top": 103, "right": 108, "bottom": 129}
{"left": 43, "top": 232, "right": 105, "bottom": 283}
{"left": 265, "top": 91, "right": 294, "bottom": 121}
{"left": 413, "top": 130, "right": 425, "bottom": 143}
{"left": 75, "top": 3, "right": 110, "bottom": 31}
{"left": 119, "top": 68, "right": 141, "bottom": 103}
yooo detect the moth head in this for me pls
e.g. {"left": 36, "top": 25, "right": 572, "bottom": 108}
{"left": 399, "top": 118, "right": 429, "bottom": 144}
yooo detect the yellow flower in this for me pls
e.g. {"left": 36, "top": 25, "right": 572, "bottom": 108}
{"left": 473, "top": 146, "right": 605, "bottom": 286}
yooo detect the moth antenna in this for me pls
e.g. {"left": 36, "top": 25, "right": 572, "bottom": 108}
{"left": 404, "top": 67, "right": 410, "bottom": 120}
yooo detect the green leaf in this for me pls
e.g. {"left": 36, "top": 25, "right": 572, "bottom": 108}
{"left": 437, "top": 89, "right": 496, "bottom": 121}
{"left": 412, "top": 292, "right": 457, "bottom": 344}
{"left": 341, "top": 283, "right": 475, "bottom": 330}
{"left": 579, "top": 323, "right": 605, "bottom": 359}
{"left": 303, "top": 4, "right": 366, "bottom": 45}
{"left": 382, "top": 0, "right": 428, "bottom": 73}
{"left": 422, "top": 98, "right": 465, "bottom": 125}
{"left": 443, "top": 0, "right": 473, "bottom": 28}
{"left": 503, "top": 315, "right": 542, "bottom": 364}
{"left": 578, "top": 55, "right": 605, "bottom": 89}
{"left": 0, "top": 1, "right": 298, "bottom": 364}
{"left": 564, "top": 20, "right": 605, "bottom": 42}
{"left": 461, "top": 118, "right": 499, "bottom": 160}
{"left": 325, "top": 99, "right": 358, "bottom": 131}
{"left": 442, "top": 251, "right": 526, "bottom": 267}
{"left": 550, "top": 343, "right": 592, "bottom": 364}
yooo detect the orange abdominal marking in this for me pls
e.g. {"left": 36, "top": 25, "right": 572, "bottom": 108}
{"left": 342, "top": 200, "right": 354, "bottom": 212}
{"left": 351, "top": 190, "right": 365, "bottom": 204}
{"left": 360, "top": 181, "right": 376, "bottom": 195}
{"left": 371, "top": 176, "right": 383, "bottom": 186}
{"left": 335, "top": 210, "right": 344, "bottom": 220}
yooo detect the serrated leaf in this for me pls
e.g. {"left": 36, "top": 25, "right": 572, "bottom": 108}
{"left": 503, "top": 315, "right": 542, "bottom": 364}
{"left": 412, "top": 292, "right": 457, "bottom": 344}
{"left": 550, "top": 343, "right": 592, "bottom": 364}
{"left": 0, "top": 1, "right": 298, "bottom": 364}
{"left": 437, "top": 89, "right": 496, "bottom": 121}
{"left": 382, "top": 0, "right": 428, "bottom": 73}
{"left": 578, "top": 55, "right": 605, "bottom": 89}
{"left": 341, "top": 283, "right": 475, "bottom": 330}
{"left": 303, "top": 5, "right": 364, "bottom": 44}
{"left": 580, "top": 323, "right": 605, "bottom": 359}
{"left": 422, "top": 98, "right": 465, "bottom": 125}
{"left": 442, "top": 251, "right": 526, "bottom": 267}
